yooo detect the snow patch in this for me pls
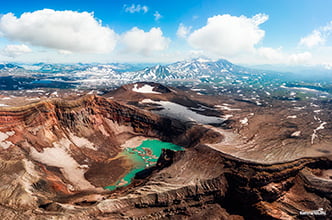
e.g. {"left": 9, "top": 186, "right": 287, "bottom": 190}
{"left": 316, "top": 122, "right": 326, "bottom": 131}
{"left": 51, "top": 91, "right": 58, "bottom": 97}
{"left": 214, "top": 104, "right": 241, "bottom": 111}
{"left": 141, "top": 99, "right": 226, "bottom": 124}
{"left": 314, "top": 116, "right": 320, "bottom": 121}
{"left": 0, "top": 130, "right": 15, "bottom": 149}
{"left": 26, "top": 97, "right": 40, "bottom": 101}
{"left": 68, "top": 133, "right": 97, "bottom": 150}
{"left": 26, "top": 89, "right": 45, "bottom": 93}
{"left": 287, "top": 115, "right": 297, "bottom": 119}
{"left": 311, "top": 122, "right": 327, "bottom": 144}
{"left": 294, "top": 106, "right": 306, "bottom": 110}
{"left": 292, "top": 87, "right": 321, "bottom": 93}
{"left": 223, "top": 114, "right": 233, "bottom": 120}
{"left": 30, "top": 139, "right": 95, "bottom": 190}
{"left": 191, "top": 88, "right": 206, "bottom": 92}
{"left": 281, "top": 85, "right": 323, "bottom": 93}
{"left": 291, "top": 131, "right": 301, "bottom": 137}
{"left": 240, "top": 117, "right": 248, "bottom": 125}
{"left": 132, "top": 84, "right": 161, "bottom": 94}
{"left": 255, "top": 101, "right": 262, "bottom": 106}
{"left": 98, "top": 124, "right": 110, "bottom": 136}
{"left": 310, "top": 103, "right": 319, "bottom": 108}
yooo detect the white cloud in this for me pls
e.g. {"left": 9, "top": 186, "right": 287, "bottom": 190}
{"left": 154, "top": 11, "right": 162, "bottom": 21}
{"left": 257, "top": 47, "right": 284, "bottom": 61}
{"left": 256, "top": 47, "right": 312, "bottom": 65}
{"left": 299, "top": 30, "right": 325, "bottom": 48}
{"left": 0, "top": 9, "right": 117, "bottom": 53}
{"left": 177, "top": 23, "right": 192, "bottom": 39}
{"left": 121, "top": 27, "right": 170, "bottom": 55}
{"left": 322, "top": 21, "right": 332, "bottom": 32}
{"left": 185, "top": 13, "right": 314, "bottom": 65}
{"left": 58, "top": 49, "right": 72, "bottom": 55}
{"left": 289, "top": 52, "right": 312, "bottom": 64}
{"left": 124, "top": 4, "right": 148, "bottom": 14}
{"left": 2, "top": 44, "right": 31, "bottom": 57}
{"left": 299, "top": 21, "right": 332, "bottom": 48}
{"left": 188, "top": 14, "right": 268, "bottom": 56}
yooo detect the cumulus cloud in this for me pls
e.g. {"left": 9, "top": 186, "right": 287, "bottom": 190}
{"left": 0, "top": 9, "right": 117, "bottom": 53}
{"left": 299, "top": 30, "right": 325, "bottom": 48}
{"left": 289, "top": 52, "right": 312, "bottom": 64}
{"left": 322, "top": 21, "right": 332, "bottom": 33}
{"left": 177, "top": 23, "right": 192, "bottom": 39}
{"left": 124, "top": 4, "right": 148, "bottom": 14}
{"left": 257, "top": 47, "right": 312, "bottom": 64}
{"left": 2, "top": 44, "right": 32, "bottom": 57}
{"left": 188, "top": 14, "right": 268, "bottom": 56}
{"left": 121, "top": 27, "right": 170, "bottom": 55}
{"left": 154, "top": 11, "right": 162, "bottom": 21}
{"left": 299, "top": 21, "right": 332, "bottom": 48}
{"left": 257, "top": 47, "right": 284, "bottom": 61}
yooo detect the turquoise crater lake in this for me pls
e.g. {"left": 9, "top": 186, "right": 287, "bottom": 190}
{"left": 105, "top": 140, "right": 184, "bottom": 190}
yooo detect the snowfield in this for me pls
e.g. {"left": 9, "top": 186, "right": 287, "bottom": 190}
{"left": 132, "top": 84, "right": 161, "bottom": 94}
{"left": 141, "top": 99, "right": 226, "bottom": 124}
{"left": 30, "top": 138, "right": 95, "bottom": 190}
{"left": 0, "top": 131, "right": 15, "bottom": 149}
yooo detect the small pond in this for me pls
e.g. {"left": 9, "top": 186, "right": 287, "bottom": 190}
{"left": 105, "top": 140, "right": 183, "bottom": 190}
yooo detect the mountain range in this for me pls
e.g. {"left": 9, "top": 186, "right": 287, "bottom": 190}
{"left": 0, "top": 58, "right": 331, "bottom": 91}
{"left": 0, "top": 58, "right": 276, "bottom": 86}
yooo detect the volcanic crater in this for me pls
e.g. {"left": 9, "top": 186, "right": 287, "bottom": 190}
{"left": 0, "top": 82, "right": 331, "bottom": 219}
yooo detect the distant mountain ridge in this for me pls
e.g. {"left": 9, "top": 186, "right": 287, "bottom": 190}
{"left": 122, "top": 58, "right": 263, "bottom": 81}
{"left": 0, "top": 58, "right": 288, "bottom": 89}
{"left": 0, "top": 58, "right": 262, "bottom": 77}
{"left": 2, "top": 58, "right": 324, "bottom": 90}
{"left": 0, "top": 58, "right": 331, "bottom": 97}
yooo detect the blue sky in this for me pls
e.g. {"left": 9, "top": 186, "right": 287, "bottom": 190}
{"left": 0, "top": 0, "right": 332, "bottom": 66}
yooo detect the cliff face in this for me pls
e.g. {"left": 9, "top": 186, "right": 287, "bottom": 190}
{"left": 69, "top": 145, "right": 328, "bottom": 220}
{"left": 0, "top": 94, "right": 331, "bottom": 219}
{"left": 0, "top": 95, "right": 190, "bottom": 214}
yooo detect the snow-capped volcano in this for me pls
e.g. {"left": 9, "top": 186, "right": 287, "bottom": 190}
{"left": 124, "top": 58, "right": 258, "bottom": 81}
{"left": 124, "top": 65, "right": 177, "bottom": 80}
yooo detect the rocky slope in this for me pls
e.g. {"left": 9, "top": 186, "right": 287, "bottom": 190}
{"left": 0, "top": 95, "right": 188, "bottom": 213}
{"left": 0, "top": 83, "right": 331, "bottom": 219}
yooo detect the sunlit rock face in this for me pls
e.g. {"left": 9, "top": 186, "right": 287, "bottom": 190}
{"left": 0, "top": 83, "right": 331, "bottom": 219}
